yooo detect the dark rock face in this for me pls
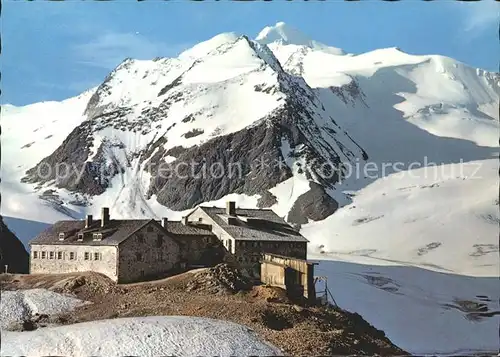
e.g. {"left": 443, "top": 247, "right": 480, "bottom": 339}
{"left": 147, "top": 119, "right": 293, "bottom": 210}
{"left": 257, "top": 191, "right": 278, "bottom": 208}
{"left": 147, "top": 96, "right": 351, "bottom": 211}
{"left": 287, "top": 182, "right": 338, "bottom": 225}
{"left": 0, "top": 217, "right": 29, "bottom": 274}
{"left": 328, "top": 77, "right": 368, "bottom": 107}
{"left": 22, "top": 123, "right": 127, "bottom": 196}
{"left": 183, "top": 129, "right": 204, "bottom": 139}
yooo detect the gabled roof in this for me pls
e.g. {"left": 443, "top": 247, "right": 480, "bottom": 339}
{"left": 156, "top": 221, "right": 215, "bottom": 237}
{"left": 30, "top": 219, "right": 156, "bottom": 246}
{"left": 196, "top": 207, "right": 308, "bottom": 243}
{"left": 30, "top": 218, "right": 216, "bottom": 247}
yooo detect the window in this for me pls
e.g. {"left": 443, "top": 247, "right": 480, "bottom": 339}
{"left": 69, "top": 252, "right": 75, "bottom": 260}
{"left": 147, "top": 226, "right": 154, "bottom": 232}
{"left": 33, "top": 251, "right": 38, "bottom": 259}
{"left": 41, "top": 252, "right": 46, "bottom": 259}
{"left": 136, "top": 253, "right": 143, "bottom": 262}
{"left": 237, "top": 256, "right": 243, "bottom": 263}
{"left": 84, "top": 252, "right": 90, "bottom": 260}
{"left": 156, "top": 234, "right": 163, "bottom": 248}
{"left": 94, "top": 252, "right": 101, "bottom": 261}
{"left": 157, "top": 251, "right": 163, "bottom": 261}
{"left": 137, "top": 233, "right": 144, "bottom": 243}
{"left": 93, "top": 233, "right": 103, "bottom": 241}
{"left": 77, "top": 233, "right": 84, "bottom": 241}
{"left": 57, "top": 252, "right": 63, "bottom": 260}
{"left": 198, "top": 217, "right": 203, "bottom": 222}
{"left": 58, "top": 233, "right": 65, "bottom": 240}
{"left": 49, "top": 252, "right": 55, "bottom": 260}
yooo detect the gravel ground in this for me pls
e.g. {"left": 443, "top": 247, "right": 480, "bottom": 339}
{"left": 0, "top": 269, "right": 407, "bottom": 356}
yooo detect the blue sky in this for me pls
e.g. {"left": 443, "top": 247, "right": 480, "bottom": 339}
{"left": 2, "top": 0, "right": 498, "bottom": 106}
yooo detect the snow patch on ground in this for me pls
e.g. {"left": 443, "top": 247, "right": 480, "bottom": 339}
{"left": 0, "top": 289, "right": 88, "bottom": 330}
{"left": 1, "top": 316, "right": 283, "bottom": 357}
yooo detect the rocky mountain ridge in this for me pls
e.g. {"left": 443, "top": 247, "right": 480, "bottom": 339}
{"left": 20, "top": 33, "right": 369, "bottom": 222}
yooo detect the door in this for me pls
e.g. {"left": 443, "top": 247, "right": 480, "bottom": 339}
{"left": 284, "top": 267, "right": 303, "bottom": 298}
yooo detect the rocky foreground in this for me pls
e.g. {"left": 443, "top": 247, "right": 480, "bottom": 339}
{"left": 0, "top": 265, "right": 407, "bottom": 356}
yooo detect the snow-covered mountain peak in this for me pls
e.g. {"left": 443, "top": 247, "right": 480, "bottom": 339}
{"left": 178, "top": 32, "right": 240, "bottom": 60}
{"left": 81, "top": 34, "right": 290, "bottom": 126}
{"left": 256, "top": 22, "right": 345, "bottom": 56}
{"left": 256, "top": 22, "right": 311, "bottom": 45}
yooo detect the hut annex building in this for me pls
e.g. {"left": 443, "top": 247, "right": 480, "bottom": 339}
{"left": 30, "top": 202, "right": 310, "bottom": 283}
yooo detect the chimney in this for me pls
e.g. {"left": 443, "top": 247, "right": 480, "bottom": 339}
{"left": 101, "top": 207, "right": 110, "bottom": 227}
{"left": 162, "top": 217, "right": 168, "bottom": 229}
{"left": 182, "top": 216, "right": 189, "bottom": 225}
{"left": 85, "top": 214, "right": 93, "bottom": 228}
{"left": 226, "top": 201, "right": 236, "bottom": 216}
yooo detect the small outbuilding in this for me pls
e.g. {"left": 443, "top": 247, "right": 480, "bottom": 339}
{"left": 260, "top": 253, "right": 318, "bottom": 302}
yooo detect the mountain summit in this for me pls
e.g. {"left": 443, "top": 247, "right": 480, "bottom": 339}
{"left": 256, "top": 22, "right": 317, "bottom": 46}
{"left": 256, "top": 22, "right": 345, "bottom": 55}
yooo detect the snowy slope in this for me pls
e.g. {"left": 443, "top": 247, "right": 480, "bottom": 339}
{"left": 1, "top": 89, "right": 95, "bottom": 174}
{"left": 1, "top": 316, "right": 282, "bottom": 356}
{"left": 262, "top": 24, "right": 499, "bottom": 159}
{"left": 314, "top": 256, "right": 499, "bottom": 355}
{"left": 303, "top": 159, "right": 499, "bottom": 277}
{"left": 1, "top": 90, "right": 95, "bottom": 222}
